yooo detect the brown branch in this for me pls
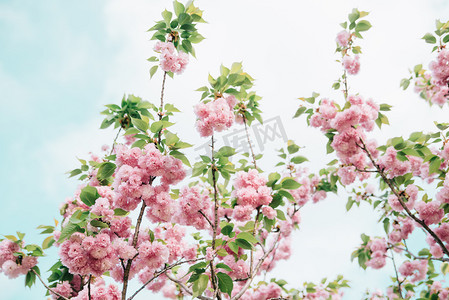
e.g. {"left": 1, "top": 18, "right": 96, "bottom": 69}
{"left": 231, "top": 232, "right": 282, "bottom": 300}
{"left": 389, "top": 249, "right": 404, "bottom": 299}
{"left": 127, "top": 257, "right": 205, "bottom": 300}
{"left": 210, "top": 135, "right": 221, "bottom": 300}
{"left": 165, "top": 273, "right": 212, "bottom": 300}
{"left": 31, "top": 269, "right": 70, "bottom": 300}
{"left": 157, "top": 71, "right": 168, "bottom": 145}
{"left": 391, "top": 245, "right": 449, "bottom": 262}
{"left": 250, "top": 206, "right": 261, "bottom": 274}
{"left": 121, "top": 200, "right": 147, "bottom": 300}
{"left": 243, "top": 116, "right": 257, "bottom": 169}
{"left": 109, "top": 127, "right": 122, "bottom": 156}
{"left": 88, "top": 275, "right": 92, "bottom": 300}
{"left": 198, "top": 210, "right": 213, "bottom": 228}
{"left": 357, "top": 138, "right": 449, "bottom": 258}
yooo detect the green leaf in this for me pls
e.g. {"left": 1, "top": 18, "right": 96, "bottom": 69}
{"left": 97, "top": 162, "right": 116, "bottom": 181}
{"left": 291, "top": 156, "right": 308, "bottom": 164}
{"left": 236, "top": 232, "right": 258, "bottom": 244}
{"left": 162, "top": 9, "right": 173, "bottom": 25}
{"left": 235, "top": 238, "right": 252, "bottom": 250}
{"left": 293, "top": 106, "right": 307, "bottom": 118}
{"left": 276, "top": 209, "right": 286, "bottom": 221}
{"left": 429, "top": 158, "right": 442, "bottom": 174}
{"left": 282, "top": 179, "right": 300, "bottom": 190}
{"left": 42, "top": 236, "right": 55, "bottom": 250}
{"left": 150, "top": 121, "right": 164, "bottom": 133}
{"left": 422, "top": 33, "right": 437, "bottom": 44}
{"left": 221, "top": 225, "right": 234, "bottom": 236}
{"left": 216, "top": 263, "right": 233, "bottom": 272}
{"left": 58, "top": 222, "right": 80, "bottom": 243}
{"left": 355, "top": 20, "right": 371, "bottom": 32}
{"left": 287, "top": 143, "right": 300, "bottom": 154}
{"left": 90, "top": 220, "right": 109, "bottom": 229}
{"left": 114, "top": 208, "right": 129, "bottom": 216}
{"left": 192, "top": 274, "right": 209, "bottom": 298}
{"left": 217, "top": 272, "right": 233, "bottom": 296}
{"left": 443, "top": 34, "right": 449, "bottom": 43}
{"left": 79, "top": 186, "right": 100, "bottom": 207}
{"left": 150, "top": 65, "right": 158, "bottom": 78}
{"left": 173, "top": 0, "right": 185, "bottom": 16}
{"left": 228, "top": 241, "right": 239, "bottom": 254}
{"left": 170, "top": 150, "right": 191, "bottom": 167}
{"left": 218, "top": 146, "right": 236, "bottom": 157}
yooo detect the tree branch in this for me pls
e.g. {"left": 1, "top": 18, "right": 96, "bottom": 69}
{"left": 31, "top": 269, "right": 69, "bottom": 300}
{"left": 165, "top": 273, "right": 212, "bottom": 300}
{"left": 121, "top": 200, "right": 147, "bottom": 299}
{"left": 231, "top": 232, "right": 282, "bottom": 300}
{"left": 243, "top": 116, "right": 257, "bottom": 169}
{"left": 357, "top": 137, "right": 449, "bottom": 258}
{"left": 128, "top": 257, "right": 206, "bottom": 300}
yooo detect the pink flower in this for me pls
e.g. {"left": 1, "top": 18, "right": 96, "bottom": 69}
{"left": 430, "top": 49, "right": 449, "bottom": 86}
{"left": 343, "top": 55, "right": 360, "bottom": 75}
{"left": 336, "top": 30, "right": 351, "bottom": 47}
{"left": 415, "top": 201, "right": 444, "bottom": 225}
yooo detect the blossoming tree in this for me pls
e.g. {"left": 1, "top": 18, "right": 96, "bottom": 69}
{"left": 1, "top": 2, "right": 448, "bottom": 300}
{"left": 294, "top": 8, "right": 449, "bottom": 299}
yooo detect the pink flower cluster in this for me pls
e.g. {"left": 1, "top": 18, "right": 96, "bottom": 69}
{"left": 235, "top": 282, "right": 282, "bottom": 300}
{"left": 114, "top": 143, "right": 185, "bottom": 211}
{"left": 343, "top": 55, "right": 360, "bottom": 75}
{"left": 59, "top": 232, "right": 116, "bottom": 277}
{"left": 430, "top": 49, "right": 449, "bottom": 86}
{"left": 436, "top": 173, "right": 449, "bottom": 204}
{"left": 398, "top": 260, "right": 428, "bottom": 283}
{"left": 415, "top": 201, "right": 444, "bottom": 225}
{"left": 154, "top": 41, "right": 189, "bottom": 74}
{"left": 377, "top": 147, "right": 411, "bottom": 179}
{"left": 175, "top": 186, "right": 212, "bottom": 230}
{"left": 388, "top": 184, "right": 417, "bottom": 212}
{"left": 232, "top": 169, "right": 272, "bottom": 221}
{"left": 426, "top": 223, "right": 449, "bottom": 258}
{"left": 366, "top": 238, "right": 387, "bottom": 269}
{"left": 289, "top": 168, "right": 327, "bottom": 205}
{"left": 430, "top": 281, "right": 449, "bottom": 299}
{"left": 312, "top": 95, "right": 379, "bottom": 184}
{"left": 414, "top": 72, "right": 449, "bottom": 106}
{"left": 194, "top": 95, "right": 237, "bottom": 137}
{"left": 0, "top": 239, "right": 37, "bottom": 279}
{"left": 73, "top": 279, "right": 121, "bottom": 300}
{"left": 388, "top": 217, "right": 415, "bottom": 244}
{"left": 336, "top": 30, "right": 351, "bottom": 47}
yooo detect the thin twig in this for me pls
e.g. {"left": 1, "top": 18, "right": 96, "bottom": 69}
{"left": 389, "top": 249, "right": 404, "bottom": 299}
{"left": 31, "top": 269, "right": 69, "bottom": 300}
{"left": 121, "top": 200, "right": 147, "bottom": 299}
{"left": 198, "top": 210, "right": 214, "bottom": 228}
{"left": 357, "top": 138, "right": 449, "bottom": 258}
{"left": 88, "top": 275, "right": 92, "bottom": 300}
{"left": 165, "top": 273, "right": 212, "bottom": 300}
{"left": 231, "top": 232, "right": 282, "bottom": 300}
{"left": 391, "top": 245, "right": 449, "bottom": 262}
{"left": 210, "top": 135, "right": 221, "bottom": 300}
{"left": 243, "top": 116, "right": 257, "bottom": 169}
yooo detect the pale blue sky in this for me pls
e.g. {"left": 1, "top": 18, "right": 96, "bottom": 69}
{"left": 1, "top": 0, "right": 449, "bottom": 299}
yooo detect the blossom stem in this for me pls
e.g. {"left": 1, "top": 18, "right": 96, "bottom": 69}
{"left": 31, "top": 269, "right": 69, "bottom": 300}
{"left": 357, "top": 138, "right": 449, "bottom": 258}
{"left": 243, "top": 116, "right": 257, "bottom": 169}
{"left": 210, "top": 135, "right": 221, "bottom": 300}
{"left": 389, "top": 249, "right": 404, "bottom": 299}
{"left": 121, "top": 200, "right": 147, "bottom": 300}
{"left": 231, "top": 232, "right": 281, "bottom": 300}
